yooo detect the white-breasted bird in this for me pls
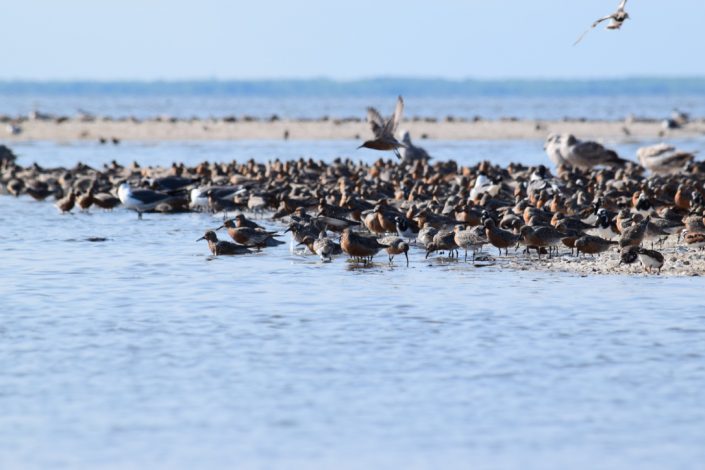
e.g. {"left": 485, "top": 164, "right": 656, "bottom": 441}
{"left": 574, "top": 0, "right": 630, "bottom": 45}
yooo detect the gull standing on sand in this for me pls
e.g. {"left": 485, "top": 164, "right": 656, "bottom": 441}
{"left": 398, "top": 130, "right": 431, "bottom": 162}
{"left": 543, "top": 134, "right": 568, "bottom": 167}
{"left": 574, "top": 0, "right": 630, "bottom": 45}
{"left": 559, "top": 134, "right": 629, "bottom": 169}
{"left": 637, "top": 143, "right": 696, "bottom": 174}
{"left": 358, "top": 96, "right": 406, "bottom": 159}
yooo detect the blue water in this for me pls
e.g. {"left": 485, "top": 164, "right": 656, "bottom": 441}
{"left": 1, "top": 78, "right": 705, "bottom": 120}
{"left": 9, "top": 136, "right": 705, "bottom": 170}
{"left": 2, "top": 140, "right": 705, "bottom": 469}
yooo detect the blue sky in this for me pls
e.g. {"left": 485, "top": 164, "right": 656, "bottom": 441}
{"left": 1, "top": 0, "right": 703, "bottom": 80}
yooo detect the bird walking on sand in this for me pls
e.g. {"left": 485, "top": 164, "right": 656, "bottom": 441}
{"left": 574, "top": 0, "right": 630, "bottom": 45}
{"left": 484, "top": 218, "right": 519, "bottom": 256}
{"left": 358, "top": 96, "right": 406, "bottom": 159}
{"left": 519, "top": 225, "right": 565, "bottom": 259}
{"left": 680, "top": 230, "right": 705, "bottom": 251}
{"left": 619, "top": 216, "right": 649, "bottom": 249}
{"left": 636, "top": 247, "right": 665, "bottom": 274}
{"left": 575, "top": 235, "right": 617, "bottom": 257}
{"left": 620, "top": 246, "right": 664, "bottom": 274}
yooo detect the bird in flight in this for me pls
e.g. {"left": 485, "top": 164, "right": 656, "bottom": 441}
{"left": 358, "top": 96, "right": 405, "bottom": 159}
{"left": 574, "top": 0, "right": 630, "bottom": 46}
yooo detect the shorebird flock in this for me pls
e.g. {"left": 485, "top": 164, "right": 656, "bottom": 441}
{"left": 1, "top": 97, "right": 705, "bottom": 276}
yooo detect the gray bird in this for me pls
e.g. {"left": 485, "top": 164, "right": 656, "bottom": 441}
{"left": 398, "top": 130, "right": 431, "bottom": 162}
{"left": 574, "top": 0, "right": 630, "bottom": 45}
{"left": 637, "top": 143, "right": 696, "bottom": 174}
{"left": 560, "top": 134, "right": 629, "bottom": 169}
{"left": 544, "top": 134, "right": 568, "bottom": 167}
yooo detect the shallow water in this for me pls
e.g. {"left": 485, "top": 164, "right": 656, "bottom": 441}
{"left": 2, "top": 142, "right": 705, "bottom": 469}
{"left": 10, "top": 135, "right": 705, "bottom": 170}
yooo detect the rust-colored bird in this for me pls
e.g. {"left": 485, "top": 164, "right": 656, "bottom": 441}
{"left": 55, "top": 190, "right": 76, "bottom": 214}
{"left": 340, "top": 228, "right": 389, "bottom": 262}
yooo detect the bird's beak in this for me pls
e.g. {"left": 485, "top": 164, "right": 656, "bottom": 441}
{"left": 215, "top": 225, "right": 224, "bottom": 231}
{"left": 425, "top": 250, "right": 431, "bottom": 259}
{"left": 404, "top": 251, "right": 409, "bottom": 267}
{"left": 284, "top": 227, "right": 291, "bottom": 233}
{"left": 196, "top": 236, "right": 205, "bottom": 241}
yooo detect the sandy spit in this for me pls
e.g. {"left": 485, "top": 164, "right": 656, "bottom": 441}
{"left": 4, "top": 118, "right": 705, "bottom": 142}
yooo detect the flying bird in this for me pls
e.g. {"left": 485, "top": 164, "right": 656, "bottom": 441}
{"left": 358, "top": 96, "right": 406, "bottom": 159}
{"left": 574, "top": 0, "right": 630, "bottom": 46}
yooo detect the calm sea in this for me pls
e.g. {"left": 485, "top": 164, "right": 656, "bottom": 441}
{"left": 1, "top": 78, "right": 705, "bottom": 120}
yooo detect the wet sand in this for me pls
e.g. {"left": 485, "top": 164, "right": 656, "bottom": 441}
{"left": 4, "top": 117, "right": 705, "bottom": 142}
{"left": 478, "top": 237, "right": 702, "bottom": 277}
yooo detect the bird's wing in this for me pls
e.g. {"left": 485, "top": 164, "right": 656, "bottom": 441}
{"left": 574, "top": 15, "right": 613, "bottom": 45}
{"left": 573, "top": 29, "right": 591, "bottom": 46}
{"left": 366, "top": 107, "right": 385, "bottom": 136}
{"left": 572, "top": 141, "right": 608, "bottom": 161}
{"left": 131, "top": 189, "right": 171, "bottom": 203}
{"left": 385, "top": 96, "right": 404, "bottom": 134}
{"left": 618, "top": 0, "right": 628, "bottom": 12}
{"left": 637, "top": 143, "right": 674, "bottom": 161}
{"left": 593, "top": 14, "right": 615, "bottom": 27}
{"left": 657, "top": 152, "right": 696, "bottom": 167}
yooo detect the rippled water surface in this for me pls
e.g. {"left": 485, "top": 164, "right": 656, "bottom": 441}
{"left": 3, "top": 93, "right": 705, "bottom": 121}
{"left": 2, "top": 141, "right": 705, "bottom": 469}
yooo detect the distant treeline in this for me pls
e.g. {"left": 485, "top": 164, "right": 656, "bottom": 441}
{"left": 1, "top": 78, "right": 704, "bottom": 96}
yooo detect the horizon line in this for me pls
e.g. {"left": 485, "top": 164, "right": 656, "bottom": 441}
{"left": 2, "top": 75, "right": 705, "bottom": 83}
